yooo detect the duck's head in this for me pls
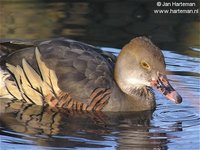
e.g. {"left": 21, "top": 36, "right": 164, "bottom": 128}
{"left": 114, "top": 36, "right": 182, "bottom": 104}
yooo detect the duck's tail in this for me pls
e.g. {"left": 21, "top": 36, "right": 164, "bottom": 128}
{"left": 0, "top": 39, "right": 34, "bottom": 56}
{"left": 0, "top": 39, "right": 34, "bottom": 99}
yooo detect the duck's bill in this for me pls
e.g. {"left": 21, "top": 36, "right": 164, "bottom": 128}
{"left": 150, "top": 74, "right": 182, "bottom": 104}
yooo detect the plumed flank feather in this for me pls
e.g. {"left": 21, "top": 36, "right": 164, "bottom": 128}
{"left": 48, "top": 70, "right": 60, "bottom": 96}
{"left": 7, "top": 64, "right": 32, "bottom": 103}
{"left": 21, "top": 85, "right": 43, "bottom": 105}
{"left": 6, "top": 64, "right": 23, "bottom": 93}
{"left": 40, "top": 82, "right": 52, "bottom": 97}
{"left": 35, "top": 47, "right": 60, "bottom": 97}
{"left": 16, "top": 65, "right": 42, "bottom": 104}
{"left": 35, "top": 47, "right": 51, "bottom": 85}
{"left": 6, "top": 62, "right": 43, "bottom": 105}
{"left": 22, "top": 58, "right": 43, "bottom": 90}
{"left": 5, "top": 47, "right": 61, "bottom": 106}
{"left": 5, "top": 80, "right": 22, "bottom": 100}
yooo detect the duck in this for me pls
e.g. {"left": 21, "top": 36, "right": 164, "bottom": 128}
{"left": 0, "top": 37, "right": 182, "bottom": 111}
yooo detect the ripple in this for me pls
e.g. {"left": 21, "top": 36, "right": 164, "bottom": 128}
{"left": 164, "top": 51, "right": 200, "bottom": 74}
{"left": 152, "top": 105, "right": 200, "bottom": 129}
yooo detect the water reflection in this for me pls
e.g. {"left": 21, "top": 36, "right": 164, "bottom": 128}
{"left": 1, "top": 100, "right": 107, "bottom": 135}
{"left": 0, "top": 99, "right": 189, "bottom": 149}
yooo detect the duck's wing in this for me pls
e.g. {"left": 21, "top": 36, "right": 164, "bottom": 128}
{"left": 1, "top": 38, "right": 116, "bottom": 111}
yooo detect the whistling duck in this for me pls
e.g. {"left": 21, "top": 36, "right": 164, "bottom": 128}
{"left": 0, "top": 37, "right": 182, "bottom": 111}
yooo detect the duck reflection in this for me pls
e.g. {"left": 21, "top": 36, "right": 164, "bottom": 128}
{"left": 0, "top": 99, "right": 182, "bottom": 149}
{"left": 1, "top": 99, "right": 152, "bottom": 135}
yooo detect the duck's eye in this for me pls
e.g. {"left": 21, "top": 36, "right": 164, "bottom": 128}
{"left": 141, "top": 61, "right": 151, "bottom": 70}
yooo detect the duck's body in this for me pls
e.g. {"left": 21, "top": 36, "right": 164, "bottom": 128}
{"left": 0, "top": 37, "right": 182, "bottom": 111}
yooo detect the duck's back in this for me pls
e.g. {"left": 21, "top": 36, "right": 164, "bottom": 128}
{"left": 0, "top": 38, "right": 117, "bottom": 111}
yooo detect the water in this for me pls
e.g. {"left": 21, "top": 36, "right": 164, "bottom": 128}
{"left": 0, "top": 0, "right": 200, "bottom": 150}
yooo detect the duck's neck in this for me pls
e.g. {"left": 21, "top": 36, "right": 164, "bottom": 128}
{"left": 123, "top": 86, "right": 156, "bottom": 111}
{"left": 124, "top": 86, "right": 155, "bottom": 101}
{"left": 103, "top": 82, "right": 156, "bottom": 111}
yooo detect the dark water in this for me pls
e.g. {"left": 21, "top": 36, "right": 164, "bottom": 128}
{"left": 0, "top": 0, "right": 200, "bottom": 150}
